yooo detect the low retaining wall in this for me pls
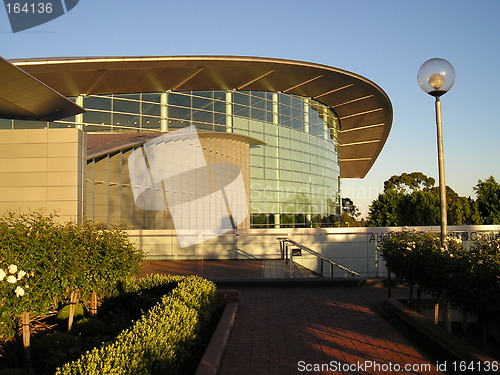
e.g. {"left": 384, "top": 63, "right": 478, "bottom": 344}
{"left": 130, "top": 225, "right": 500, "bottom": 278}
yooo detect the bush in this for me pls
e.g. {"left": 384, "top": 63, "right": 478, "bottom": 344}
{"left": 57, "top": 305, "right": 85, "bottom": 322}
{"left": 379, "top": 229, "right": 500, "bottom": 323}
{"left": 72, "top": 318, "right": 109, "bottom": 338}
{"left": 55, "top": 275, "right": 217, "bottom": 375}
{"left": 0, "top": 211, "right": 144, "bottom": 339}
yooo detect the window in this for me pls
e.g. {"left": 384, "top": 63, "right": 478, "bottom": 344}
{"left": 85, "top": 96, "right": 111, "bottom": 111}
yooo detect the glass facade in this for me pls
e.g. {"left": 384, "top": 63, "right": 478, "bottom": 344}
{"left": 0, "top": 90, "right": 341, "bottom": 228}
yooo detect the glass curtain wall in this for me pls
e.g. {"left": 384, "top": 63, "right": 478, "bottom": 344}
{"left": 2, "top": 91, "right": 342, "bottom": 228}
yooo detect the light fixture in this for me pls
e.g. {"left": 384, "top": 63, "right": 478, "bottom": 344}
{"left": 417, "top": 58, "right": 455, "bottom": 246}
{"left": 417, "top": 58, "right": 455, "bottom": 97}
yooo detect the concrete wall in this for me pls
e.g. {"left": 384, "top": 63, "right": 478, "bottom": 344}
{"left": 0, "top": 128, "right": 86, "bottom": 222}
{"left": 131, "top": 225, "right": 500, "bottom": 278}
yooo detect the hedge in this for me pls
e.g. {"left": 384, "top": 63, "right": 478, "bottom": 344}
{"left": 55, "top": 275, "right": 217, "bottom": 375}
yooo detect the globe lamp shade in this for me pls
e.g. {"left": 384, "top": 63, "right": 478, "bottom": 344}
{"left": 417, "top": 58, "right": 455, "bottom": 97}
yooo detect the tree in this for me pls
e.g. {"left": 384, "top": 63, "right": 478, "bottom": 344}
{"left": 341, "top": 198, "right": 361, "bottom": 226}
{"left": 368, "top": 171, "right": 482, "bottom": 226}
{"left": 474, "top": 176, "right": 500, "bottom": 224}
{"left": 398, "top": 189, "right": 440, "bottom": 226}
{"left": 383, "top": 172, "right": 435, "bottom": 194}
{"left": 367, "top": 189, "right": 403, "bottom": 226}
{"left": 447, "top": 196, "right": 482, "bottom": 225}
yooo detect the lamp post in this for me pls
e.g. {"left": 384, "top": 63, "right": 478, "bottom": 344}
{"left": 417, "top": 58, "right": 455, "bottom": 247}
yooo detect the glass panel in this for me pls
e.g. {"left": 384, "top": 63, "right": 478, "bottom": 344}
{"left": 292, "top": 106, "right": 303, "bottom": 119}
{"left": 114, "top": 113, "right": 140, "bottom": 127}
{"left": 233, "top": 92, "right": 250, "bottom": 118}
{"left": 114, "top": 93, "right": 140, "bottom": 104}
{"left": 169, "top": 106, "right": 190, "bottom": 120}
{"left": 192, "top": 109, "right": 213, "bottom": 124}
{"left": 142, "top": 102, "right": 161, "bottom": 117}
{"left": 250, "top": 155, "right": 264, "bottom": 167}
{"left": 142, "top": 116, "right": 161, "bottom": 129}
{"left": 13, "top": 120, "right": 47, "bottom": 129}
{"left": 213, "top": 90, "right": 226, "bottom": 101}
{"left": 264, "top": 133, "right": 278, "bottom": 146}
{"left": 291, "top": 96, "right": 303, "bottom": 108}
{"left": 291, "top": 117, "right": 303, "bottom": 131}
{"left": 213, "top": 123, "right": 226, "bottom": 132}
{"left": 250, "top": 167, "right": 264, "bottom": 178}
{"left": 280, "top": 138, "right": 291, "bottom": 149}
{"left": 233, "top": 104, "right": 250, "bottom": 118}
{"left": 193, "top": 122, "right": 214, "bottom": 131}
{"left": 84, "top": 110, "right": 111, "bottom": 125}
{"left": 168, "top": 119, "right": 190, "bottom": 130}
{"left": 279, "top": 115, "right": 291, "bottom": 128}
{"left": 252, "top": 108, "right": 266, "bottom": 122}
{"left": 233, "top": 92, "right": 250, "bottom": 105}
{"left": 56, "top": 115, "right": 76, "bottom": 123}
{"left": 85, "top": 96, "right": 111, "bottom": 111}
{"left": 310, "top": 123, "right": 323, "bottom": 136}
{"left": 213, "top": 101, "right": 225, "bottom": 114}
{"left": 250, "top": 93, "right": 267, "bottom": 121}
{"left": 169, "top": 93, "right": 190, "bottom": 108}
{"left": 278, "top": 93, "right": 291, "bottom": 107}
{"left": 192, "top": 90, "right": 213, "bottom": 99}
{"left": 142, "top": 93, "right": 161, "bottom": 103}
{"left": 248, "top": 120, "right": 263, "bottom": 133}
{"left": 49, "top": 121, "right": 75, "bottom": 129}
{"left": 193, "top": 96, "right": 213, "bottom": 112}
{"left": 0, "top": 119, "right": 13, "bottom": 129}
{"left": 214, "top": 113, "right": 226, "bottom": 126}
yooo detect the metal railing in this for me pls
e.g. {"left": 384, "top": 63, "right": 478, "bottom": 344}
{"left": 277, "top": 237, "right": 362, "bottom": 278}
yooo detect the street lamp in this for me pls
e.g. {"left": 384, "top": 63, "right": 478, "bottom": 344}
{"left": 417, "top": 58, "right": 455, "bottom": 247}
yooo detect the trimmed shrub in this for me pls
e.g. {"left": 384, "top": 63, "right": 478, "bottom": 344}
{"left": 55, "top": 275, "right": 216, "bottom": 375}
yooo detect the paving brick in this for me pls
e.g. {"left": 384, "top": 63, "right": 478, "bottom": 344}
{"left": 142, "top": 260, "right": 444, "bottom": 374}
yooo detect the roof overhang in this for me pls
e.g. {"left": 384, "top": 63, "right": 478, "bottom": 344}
{"left": 10, "top": 56, "right": 392, "bottom": 178}
{"left": 0, "top": 57, "right": 85, "bottom": 121}
{"left": 86, "top": 131, "right": 265, "bottom": 161}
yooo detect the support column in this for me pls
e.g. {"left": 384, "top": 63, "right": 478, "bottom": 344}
{"left": 323, "top": 110, "right": 329, "bottom": 140}
{"left": 225, "top": 91, "right": 233, "bottom": 132}
{"left": 303, "top": 98, "right": 310, "bottom": 134}
{"left": 160, "top": 91, "right": 169, "bottom": 132}
{"left": 75, "top": 95, "right": 84, "bottom": 130}
{"left": 274, "top": 213, "right": 281, "bottom": 229}
{"left": 272, "top": 93, "right": 280, "bottom": 228}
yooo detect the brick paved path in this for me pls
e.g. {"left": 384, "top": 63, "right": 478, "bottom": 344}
{"left": 141, "top": 260, "right": 443, "bottom": 374}
{"left": 219, "top": 286, "right": 442, "bottom": 375}
{"left": 141, "top": 260, "right": 264, "bottom": 279}
{"left": 142, "top": 259, "right": 316, "bottom": 279}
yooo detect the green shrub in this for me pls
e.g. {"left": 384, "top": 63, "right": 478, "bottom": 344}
{"left": 55, "top": 275, "right": 216, "bottom": 375}
{"left": 72, "top": 318, "right": 109, "bottom": 338}
{"left": 380, "top": 230, "right": 500, "bottom": 322}
{"left": 0, "top": 211, "right": 144, "bottom": 340}
{"left": 57, "top": 304, "right": 85, "bottom": 321}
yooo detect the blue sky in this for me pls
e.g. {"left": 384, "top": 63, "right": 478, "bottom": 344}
{"left": 1, "top": 0, "right": 499, "bottom": 216}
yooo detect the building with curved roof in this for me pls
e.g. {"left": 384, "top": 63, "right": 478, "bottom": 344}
{"left": 0, "top": 55, "right": 392, "bottom": 235}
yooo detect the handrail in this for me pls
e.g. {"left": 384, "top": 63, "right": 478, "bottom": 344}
{"left": 277, "top": 237, "right": 362, "bottom": 278}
